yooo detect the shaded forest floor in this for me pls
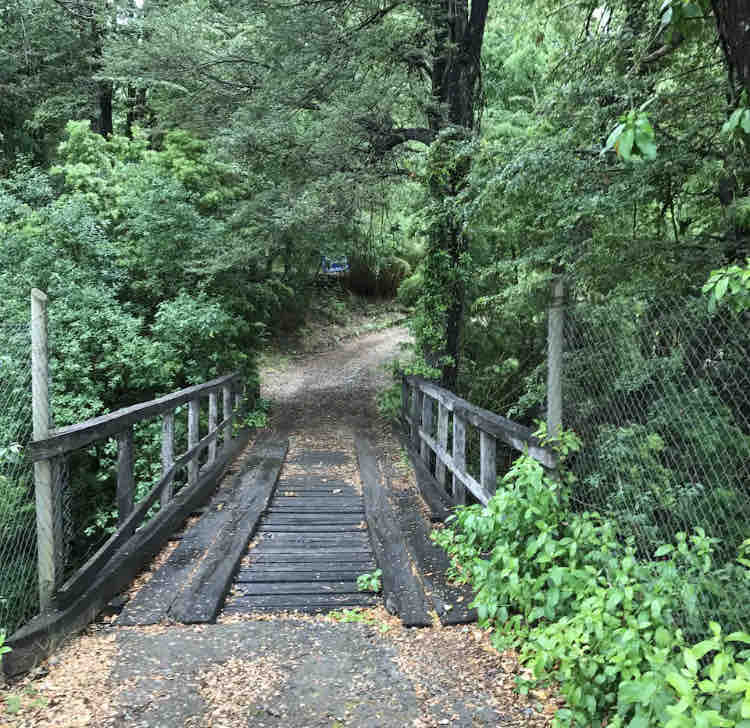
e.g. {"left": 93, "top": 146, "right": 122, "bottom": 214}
{"left": 0, "top": 323, "right": 555, "bottom": 728}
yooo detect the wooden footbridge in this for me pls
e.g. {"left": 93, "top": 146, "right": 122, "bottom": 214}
{"left": 4, "top": 369, "right": 554, "bottom": 676}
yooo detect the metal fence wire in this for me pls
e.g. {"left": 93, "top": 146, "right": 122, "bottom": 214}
{"left": 0, "top": 323, "right": 37, "bottom": 634}
{"left": 563, "top": 295, "right": 750, "bottom": 631}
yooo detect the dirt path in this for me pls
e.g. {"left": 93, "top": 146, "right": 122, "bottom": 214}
{"left": 1, "top": 326, "right": 552, "bottom": 728}
{"left": 262, "top": 325, "right": 410, "bottom": 436}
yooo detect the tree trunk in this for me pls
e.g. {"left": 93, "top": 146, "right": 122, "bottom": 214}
{"left": 711, "top": 1, "right": 750, "bottom": 97}
{"left": 423, "top": 0, "right": 488, "bottom": 390}
{"left": 94, "top": 81, "right": 113, "bottom": 137}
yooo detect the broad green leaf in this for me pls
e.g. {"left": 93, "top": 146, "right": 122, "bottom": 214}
{"left": 715, "top": 276, "right": 729, "bottom": 300}
{"left": 618, "top": 126, "right": 635, "bottom": 160}
{"left": 726, "top": 632, "right": 750, "bottom": 644}
{"left": 691, "top": 639, "right": 719, "bottom": 659}
{"left": 605, "top": 123, "right": 625, "bottom": 152}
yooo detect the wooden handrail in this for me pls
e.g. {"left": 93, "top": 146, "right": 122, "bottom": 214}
{"left": 30, "top": 373, "right": 242, "bottom": 461}
{"left": 401, "top": 375, "right": 556, "bottom": 505}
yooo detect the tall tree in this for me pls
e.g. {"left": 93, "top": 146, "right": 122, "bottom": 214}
{"left": 711, "top": 1, "right": 750, "bottom": 98}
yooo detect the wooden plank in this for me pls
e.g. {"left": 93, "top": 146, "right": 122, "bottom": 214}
{"left": 168, "top": 437, "right": 289, "bottom": 623}
{"left": 453, "top": 413, "right": 467, "bottom": 505}
{"left": 118, "top": 443, "right": 275, "bottom": 626}
{"left": 5, "top": 427, "right": 252, "bottom": 676}
{"left": 419, "top": 427, "right": 492, "bottom": 505}
{"left": 116, "top": 428, "right": 134, "bottom": 527}
{"left": 257, "top": 533, "right": 370, "bottom": 551}
{"left": 420, "top": 393, "right": 434, "bottom": 463}
{"left": 252, "top": 546, "right": 372, "bottom": 555}
{"left": 269, "top": 504, "right": 364, "bottom": 513}
{"left": 208, "top": 391, "right": 218, "bottom": 464}
{"left": 55, "top": 422, "right": 244, "bottom": 609}
{"left": 263, "top": 514, "right": 364, "bottom": 524}
{"left": 258, "top": 530, "right": 369, "bottom": 540}
{"left": 259, "top": 529, "right": 369, "bottom": 538}
{"left": 247, "top": 553, "right": 375, "bottom": 565}
{"left": 435, "top": 402, "right": 449, "bottom": 488}
{"left": 286, "top": 451, "right": 353, "bottom": 467}
{"left": 480, "top": 431, "right": 497, "bottom": 498}
{"left": 223, "top": 384, "right": 233, "bottom": 443}
{"left": 235, "top": 581, "right": 360, "bottom": 595}
{"left": 356, "top": 435, "right": 432, "bottom": 628}
{"left": 225, "top": 593, "right": 376, "bottom": 609}
{"left": 391, "top": 489, "right": 477, "bottom": 626}
{"left": 237, "top": 559, "right": 375, "bottom": 581}
{"left": 404, "top": 375, "right": 556, "bottom": 469}
{"left": 410, "top": 384, "right": 421, "bottom": 448}
{"left": 187, "top": 398, "right": 200, "bottom": 485}
{"left": 257, "top": 525, "right": 366, "bottom": 533}
{"left": 400, "top": 437, "right": 451, "bottom": 522}
{"left": 161, "top": 411, "right": 175, "bottom": 507}
{"left": 30, "top": 373, "right": 241, "bottom": 462}
{"left": 236, "top": 570, "right": 367, "bottom": 583}
{"left": 401, "top": 376, "right": 410, "bottom": 429}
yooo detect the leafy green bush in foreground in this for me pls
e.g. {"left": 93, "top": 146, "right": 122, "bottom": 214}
{"left": 433, "top": 437, "right": 750, "bottom": 728}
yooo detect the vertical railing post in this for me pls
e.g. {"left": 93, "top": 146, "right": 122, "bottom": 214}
{"left": 401, "top": 376, "right": 409, "bottom": 430}
{"left": 31, "top": 288, "right": 56, "bottom": 609}
{"left": 547, "top": 277, "right": 565, "bottom": 442}
{"left": 411, "top": 385, "right": 422, "bottom": 448}
{"left": 223, "top": 384, "right": 233, "bottom": 444}
{"left": 452, "top": 414, "right": 467, "bottom": 505}
{"left": 480, "top": 431, "right": 497, "bottom": 498}
{"left": 208, "top": 390, "right": 218, "bottom": 464}
{"left": 234, "top": 389, "right": 243, "bottom": 422}
{"left": 436, "top": 402, "right": 449, "bottom": 489}
{"left": 188, "top": 398, "right": 199, "bottom": 485}
{"left": 117, "top": 428, "right": 134, "bottom": 527}
{"left": 161, "top": 411, "right": 174, "bottom": 506}
{"left": 420, "top": 394, "right": 433, "bottom": 464}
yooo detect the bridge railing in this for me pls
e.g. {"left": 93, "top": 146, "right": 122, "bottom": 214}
{"left": 29, "top": 372, "right": 248, "bottom": 611}
{"left": 400, "top": 375, "right": 555, "bottom": 506}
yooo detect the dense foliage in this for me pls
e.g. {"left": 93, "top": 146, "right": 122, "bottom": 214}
{"left": 434, "top": 435, "right": 750, "bottom": 728}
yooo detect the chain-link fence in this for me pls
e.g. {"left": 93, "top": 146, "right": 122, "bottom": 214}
{"left": 0, "top": 323, "right": 37, "bottom": 634}
{"left": 563, "top": 295, "right": 750, "bottom": 631}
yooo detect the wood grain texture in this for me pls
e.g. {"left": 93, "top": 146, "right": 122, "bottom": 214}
{"left": 30, "top": 373, "right": 241, "bottom": 461}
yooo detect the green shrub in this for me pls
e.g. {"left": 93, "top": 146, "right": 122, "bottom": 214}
{"left": 433, "top": 442, "right": 750, "bottom": 728}
{"left": 397, "top": 270, "right": 423, "bottom": 307}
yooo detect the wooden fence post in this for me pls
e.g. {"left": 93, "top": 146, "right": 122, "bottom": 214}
{"left": 208, "top": 391, "right": 218, "bottom": 464}
{"left": 188, "top": 398, "right": 199, "bottom": 485}
{"left": 435, "top": 402, "right": 449, "bottom": 489}
{"left": 547, "top": 277, "right": 565, "bottom": 441}
{"left": 31, "top": 288, "right": 56, "bottom": 609}
{"left": 401, "top": 376, "right": 409, "bottom": 430}
{"left": 480, "top": 431, "right": 497, "bottom": 497}
{"left": 452, "top": 414, "right": 467, "bottom": 505}
{"left": 117, "top": 428, "right": 134, "bottom": 526}
{"left": 161, "top": 411, "right": 174, "bottom": 506}
{"left": 223, "top": 384, "right": 233, "bottom": 443}
{"left": 411, "top": 386, "right": 422, "bottom": 448}
{"left": 420, "top": 393, "right": 433, "bottom": 464}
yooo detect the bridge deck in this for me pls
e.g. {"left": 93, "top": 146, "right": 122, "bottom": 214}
{"left": 224, "top": 450, "right": 380, "bottom": 615}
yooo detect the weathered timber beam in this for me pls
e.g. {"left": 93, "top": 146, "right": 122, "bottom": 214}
{"left": 55, "top": 414, "right": 233, "bottom": 609}
{"left": 30, "top": 373, "right": 241, "bottom": 461}
{"left": 403, "top": 375, "right": 556, "bottom": 469}
{"left": 417, "top": 427, "right": 493, "bottom": 505}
